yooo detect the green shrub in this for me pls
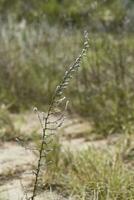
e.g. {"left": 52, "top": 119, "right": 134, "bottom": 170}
{"left": 0, "top": 19, "right": 134, "bottom": 136}
{"left": 70, "top": 34, "right": 134, "bottom": 135}
{"left": 0, "top": 0, "right": 133, "bottom": 31}
{"left": 0, "top": 106, "right": 18, "bottom": 141}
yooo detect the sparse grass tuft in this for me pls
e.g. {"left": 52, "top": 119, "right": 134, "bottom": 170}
{"left": 41, "top": 137, "right": 134, "bottom": 200}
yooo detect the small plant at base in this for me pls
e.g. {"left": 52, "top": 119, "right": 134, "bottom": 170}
{"left": 20, "top": 31, "right": 89, "bottom": 200}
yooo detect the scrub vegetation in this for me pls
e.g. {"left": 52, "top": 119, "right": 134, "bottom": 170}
{"left": 0, "top": 0, "right": 134, "bottom": 200}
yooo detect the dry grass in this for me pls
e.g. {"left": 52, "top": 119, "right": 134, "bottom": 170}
{"left": 40, "top": 134, "right": 134, "bottom": 200}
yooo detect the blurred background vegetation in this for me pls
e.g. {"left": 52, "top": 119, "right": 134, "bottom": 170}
{"left": 0, "top": 0, "right": 134, "bottom": 136}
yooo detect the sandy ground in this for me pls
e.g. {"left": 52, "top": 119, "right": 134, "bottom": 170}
{"left": 0, "top": 112, "right": 120, "bottom": 200}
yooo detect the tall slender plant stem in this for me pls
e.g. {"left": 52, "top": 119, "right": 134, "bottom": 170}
{"left": 30, "top": 32, "right": 89, "bottom": 200}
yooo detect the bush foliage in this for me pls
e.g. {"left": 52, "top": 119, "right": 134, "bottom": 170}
{"left": 0, "top": 0, "right": 134, "bottom": 135}
{"left": 0, "top": 0, "right": 134, "bottom": 31}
